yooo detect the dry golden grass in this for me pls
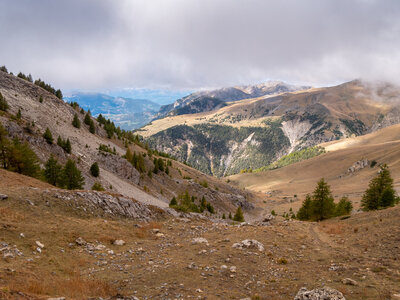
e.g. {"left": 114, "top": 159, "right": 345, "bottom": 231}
{"left": 320, "top": 223, "right": 348, "bottom": 235}
{"left": 0, "top": 207, "right": 25, "bottom": 223}
{"left": 134, "top": 221, "right": 162, "bottom": 239}
{"left": 8, "top": 272, "right": 115, "bottom": 299}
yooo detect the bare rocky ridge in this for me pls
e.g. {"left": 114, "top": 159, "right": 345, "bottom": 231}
{"left": 156, "top": 81, "right": 310, "bottom": 119}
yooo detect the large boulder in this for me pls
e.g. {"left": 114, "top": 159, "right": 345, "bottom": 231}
{"left": 294, "top": 287, "right": 345, "bottom": 300}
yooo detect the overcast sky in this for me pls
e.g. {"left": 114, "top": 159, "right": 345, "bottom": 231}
{"left": 1, "top": 0, "right": 400, "bottom": 91}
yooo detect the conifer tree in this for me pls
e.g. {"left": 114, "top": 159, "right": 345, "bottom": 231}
{"left": 43, "top": 127, "right": 53, "bottom": 144}
{"left": 311, "top": 178, "right": 335, "bottom": 221}
{"left": 16, "top": 109, "right": 21, "bottom": 119}
{"left": 8, "top": 138, "right": 40, "bottom": 178}
{"left": 169, "top": 196, "right": 177, "bottom": 207}
{"left": 335, "top": 196, "right": 353, "bottom": 216}
{"left": 84, "top": 112, "right": 91, "bottom": 125}
{"left": 0, "top": 124, "right": 10, "bottom": 168}
{"left": 64, "top": 138, "right": 71, "bottom": 153}
{"left": 0, "top": 92, "right": 8, "bottom": 111}
{"left": 89, "top": 120, "right": 95, "bottom": 134}
{"left": 63, "top": 159, "right": 84, "bottom": 190}
{"left": 90, "top": 162, "right": 100, "bottom": 177}
{"left": 233, "top": 206, "right": 244, "bottom": 222}
{"left": 44, "top": 155, "right": 63, "bottom": 186}
{"left": 361, "top": 165, "right": 397, "bottom": 210}
{"left": 72, "top": 113, "right": 81, "bottom": 128}
{"left": 296, "top": 194, "right": 313, "bottom": 220}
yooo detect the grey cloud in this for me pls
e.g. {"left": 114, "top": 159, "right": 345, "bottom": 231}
{"left": 0, "top": 0, "right": 400, "bottom": 90}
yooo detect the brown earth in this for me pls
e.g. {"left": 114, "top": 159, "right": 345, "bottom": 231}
{"left": 0, "top": 170, "right": 399, "bottom": 299}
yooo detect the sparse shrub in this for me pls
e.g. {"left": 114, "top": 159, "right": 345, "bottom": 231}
{"left": 43, "top": 127, "right": 53, "bottom": 144}
{"left": 16, "top": 109, "right": 21, "bottom": 119}
{"left": 233, "top": 206, "right": 244, "bottom": 222}
{"left": 277, "top": 257, "right": 288, "bottom": 265}
{"left": 92, "top": 182, "right": 105, "bottom": 191}
{"left": 98, "top": 144, "right": 115, "bottom": 154}
{"left": 169, "top": 191, "right": 201, "bottom": 213}
{"left": 90, "top": 162, "right": 100, "bottom": 177}
{"left": 271, "top": 210, "right": 277, "bottom": 216}
{"left": 39, "top": 96, "right": 43, "bottom": 103}
{"left": 200, "top": 180, "right": 208, "bottom": 188}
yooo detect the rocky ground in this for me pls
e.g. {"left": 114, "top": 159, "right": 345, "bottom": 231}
{"left": 0, "top": 177, "right": 400, "bottom": 300}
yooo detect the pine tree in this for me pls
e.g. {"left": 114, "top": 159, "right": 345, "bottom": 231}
{"left": 89, "top": 120, "right": 95, "bottom": 134}
{"left": 200, "top": 196, "right": 207, "bottom": 212}
{"left": 72, "top": 113, "right": 81, "bottom": 128}
{"left": 8, "top": 138, "right": 40, "bottom": 178}
{"left": 361, "top": 165, "right": 397, "bottom": 210}
{"left": 63, "top": 159, "right": 84, "bottom": 190}
{"left": 0, "top": 124, "right": 10, "bottom": 169}
{"left": 233, "top": 206, "right": 244, "bottom": 222}
{"left": 0, "top": 92, "right": 9, "bottom": 111}
{"left": 206, "top": 203, "right": 214, "bottom": 213}
{"left": 55, "top": 89, "right": 63, "bottom": 99}
{"left": 169, "top": 197, "right": 177, "bottom": 207}
{"left": 43, "top": 128, "right": 53, "bottom": 144}
{"left": 296, "top": 194, "right": 313, "bottom": 220}
{"left": 90, "top": 162, "right": 100, "bottom": 177}
{"left": 228, "top": 212, "right": 232, "bottom": 219}
{"left": 335, "top": 196, "right": 353, "bottom": 216}
{"left": 125, "top": 148, "right": 133, "bottom": 162}
{"left": 44, "top": 155, "right": 63, "bottom": 186}
{"left": 16, "top": 109, "right": 21, "bottom": 119}
{"left": 311, "top": 178, "right": 335, "bottom": 221}
{"left": 84, "top": 112, "right": 91, "bottom": 125}
{"left": 64, "top": 138, "right": 71, "bottom": 153}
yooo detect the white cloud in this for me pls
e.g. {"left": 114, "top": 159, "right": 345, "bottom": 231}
{"left": 1, "top": 0, "right": 400, "bottom": 90}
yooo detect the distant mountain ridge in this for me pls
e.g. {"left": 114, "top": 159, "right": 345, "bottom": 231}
{"left": 156, "top": 81, "right": 311, "bottom": 119}
{"left": 141, "top": 80, "right": 400, "bottom": 177}
{"left": 65, "top": 92, "right": 160, "bottom": 130}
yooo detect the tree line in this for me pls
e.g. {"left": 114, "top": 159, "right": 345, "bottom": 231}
{"left": 296, "top": 165, "right": 399, "bottom": 221}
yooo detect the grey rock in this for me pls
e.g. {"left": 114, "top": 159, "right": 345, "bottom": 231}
{"left": 342, "top": 278, "right": 358, "bottom": 286}
{"left": 191, "top": 237, "right": 209, "bottom": 245}
{"left": 232, "top": 239, "right": 264, "bottom": 252}
{"left": 76, "top": 237, "right": 87, "bottom": 246}
{"left": 294, "top": 287, "right": 346, "bottom": 300}
{"left": 113, "top": 240, "right": 126, "bottom": 246}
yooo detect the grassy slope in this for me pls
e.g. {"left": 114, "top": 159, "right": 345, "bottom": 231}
{"left": 229, "top": 124, "right": 400, "bottom": 214}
